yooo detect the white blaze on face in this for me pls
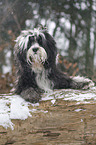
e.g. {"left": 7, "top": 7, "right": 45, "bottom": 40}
{"left": 27, "top": 43, "right": 47, "bottom": 73}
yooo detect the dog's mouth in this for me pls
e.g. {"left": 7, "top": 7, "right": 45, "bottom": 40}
{"left": 27, "top": 52, "right": 47, "bottom": 73}
{"left": 27, "top": 55, "right": 45, "bottom": 65}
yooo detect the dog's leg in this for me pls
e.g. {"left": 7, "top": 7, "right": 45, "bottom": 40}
{"left": 20, "top": 87, "right": 42, "bottom": 103}
{"left": 70, "top": 80, "right": 90, "bottom": 89}
{"left": 51, "top": 69, "right": 94, "bottom": 90}
{"left": 70, "top": 76, "right": 94, "bottom": 89}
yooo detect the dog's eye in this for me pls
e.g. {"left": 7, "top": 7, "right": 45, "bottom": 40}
{"left": 27, "top": 36, "right": 34, "bottom": 49}
{"left": 37, "top": 35, "right": 42, "bottom": 45}
{"left": 29, "top": 36, "right": 34, "bottom": 43}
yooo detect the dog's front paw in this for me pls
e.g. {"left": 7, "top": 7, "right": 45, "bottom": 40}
{"left": 20, "top": 87, "right": 41, "bottom": 103}
{"left": 71, "top": 76, "right": 95, "bottom": 90}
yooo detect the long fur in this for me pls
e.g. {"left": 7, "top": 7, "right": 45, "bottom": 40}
{"left": 14, "top": 26, "right": 92, "bottom": 103}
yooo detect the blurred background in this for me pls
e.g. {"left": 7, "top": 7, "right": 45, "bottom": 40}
{"left": 0, "top": 0, "right": 96, "bottom": 93}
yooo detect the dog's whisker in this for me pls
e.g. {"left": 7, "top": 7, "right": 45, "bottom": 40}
{"left": 29, "top": 56, "right": 33, "bottom": 63}
{"left": 27, "top": 60, "right": 32, "bottom": 65}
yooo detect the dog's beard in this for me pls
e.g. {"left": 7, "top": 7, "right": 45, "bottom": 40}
{"left": 27, "top": 43, "right": 47, "bottom": 73}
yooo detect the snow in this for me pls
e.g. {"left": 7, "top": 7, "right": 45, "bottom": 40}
{"left": 0, "top": 95, "right": 31, "bottom": 130}
{"left": 0, "top": 94, "right": 49, "bottom": 130}
{"left": 42, "top": 76, "right": 95, "bottom": 103}
{"left": 74, "top": 109, "right": 86, "bottom": 112}
{"left": 0, "top": 114, "right": 14, "bottom": 130}
{"left": 10, "top": 96, "right": 32, "bottom": 120}
{"left": 81, "top": 119, "right": 83, "bottom": 122}
{"left": 0, "top": 80, "right": 96, "bottom": 130}
{"left": 42, "top": 87, "right": 96, "bottom": 103}
{"left": 64, "top": 92, "right": 96, "bottom": 102}
{"left": 51, "top": 99, "right": 56, "bottom": 104}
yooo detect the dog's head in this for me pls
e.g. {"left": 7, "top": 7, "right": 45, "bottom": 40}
{"left": 15, "top": 26, "right": 57, "bottom": 72}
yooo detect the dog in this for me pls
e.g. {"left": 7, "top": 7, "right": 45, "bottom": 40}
{"left": 14, "top": 26, "right": 91, "bottom": 103}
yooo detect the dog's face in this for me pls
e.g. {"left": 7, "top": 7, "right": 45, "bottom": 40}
{"left": 15, "top": 27, "right": 57, "bottom": 72}
{"left": 27, "top": 42, "right": 47, "bottom": 72}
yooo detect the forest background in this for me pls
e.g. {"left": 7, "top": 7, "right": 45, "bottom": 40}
{"left": 0, "top": 0, "right": 96, "bottom": 94}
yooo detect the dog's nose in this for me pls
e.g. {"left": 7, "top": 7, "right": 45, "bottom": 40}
{"left": 32, "top": 47, "right": 39, "bottom": 53}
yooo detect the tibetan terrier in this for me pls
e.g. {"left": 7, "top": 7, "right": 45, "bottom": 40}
{"left": 14, "top": 26, "right": 91, "bottom": 103}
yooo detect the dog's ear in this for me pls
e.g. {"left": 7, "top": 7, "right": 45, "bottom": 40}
{"left": 44, "top": 31, "right": 56, "bottom": 46}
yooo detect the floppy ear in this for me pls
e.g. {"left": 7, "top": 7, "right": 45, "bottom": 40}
{"left": 44, "top": 32, "right": 57, "bottom": 52}
{"left": 43, "top": 32, "right": 57, "bottom": 68}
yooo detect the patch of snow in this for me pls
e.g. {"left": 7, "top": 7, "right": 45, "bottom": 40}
{"left": 0, "top": 94, "right": 49, "bottom": 130}
{"left": 30, "top": 109, "right": 37, "bottom": 113}
{"left": 0, "top": 114, "right": 14, "bottom": 130}
{"left": 40, "top": 110, "right": 48, "bottom": 113}
{"left": 51, "top": 99, "right": 56, "bottom": 104}
{"left": 81, "top": 119, "right": 83, "bottom": 122}
{"left": 41, "top": 94, "right": 54, "bottom": 101}
{"left": 64, "top": 92, "right": 96, "bottom": 102}
{"left": 10, "top": 95, "right": 32, "bottom": 120}
{"left": 74, "top": 109, "right": 86, "bottom": 112}
{"left": 0, "top": 95, "right": 33, "bottom": 130}
{"left": 31, "top": 103, "right": 39, "bottom": 107}
{"left": 42, "top": 78, "right": 96, "bottom": 103}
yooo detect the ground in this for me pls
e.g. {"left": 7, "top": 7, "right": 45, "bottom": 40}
{"left": 0, "top": 90, "right": 96, "bottom": 145}
{"left": 0, "top": 74, "right": 96, "bottom": 145}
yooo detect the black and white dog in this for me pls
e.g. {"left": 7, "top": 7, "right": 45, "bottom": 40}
{"left": 14, "top": 26, "right": 91, "bottom": 103}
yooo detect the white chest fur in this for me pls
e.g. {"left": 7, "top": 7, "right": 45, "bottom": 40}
{"left": 35, "top": 69, "right": 53, "bottom": 92}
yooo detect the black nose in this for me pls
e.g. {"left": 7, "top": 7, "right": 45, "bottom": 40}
{"left": 32, "top": 47, "right": 39, "bottom": 53}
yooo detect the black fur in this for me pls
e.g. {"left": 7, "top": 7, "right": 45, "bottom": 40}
{"left": 14, "top": 27, "right": 89, "bottom": 103}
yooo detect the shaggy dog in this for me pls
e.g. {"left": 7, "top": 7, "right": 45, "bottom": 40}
{"left": 14, "top": 26, "right": 90, "bottom": 103}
